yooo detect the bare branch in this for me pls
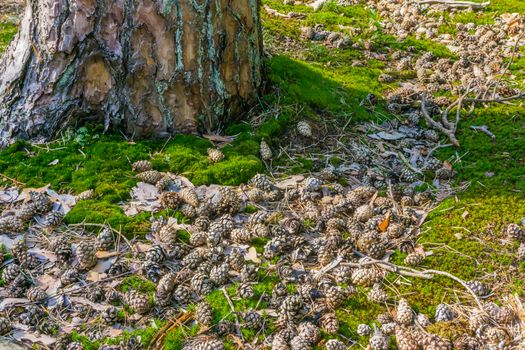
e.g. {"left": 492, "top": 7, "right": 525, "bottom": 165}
{"left": 418, "top": 0, "right": 490, "bottom": 9}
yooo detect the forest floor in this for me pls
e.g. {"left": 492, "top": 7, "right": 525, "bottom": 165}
{"left": 0, "top": 0, "right": 525, "bottom": 349}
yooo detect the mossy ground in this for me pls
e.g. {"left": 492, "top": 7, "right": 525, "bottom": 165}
{"left": 1, "top": 0, "right": 525, "bottom": 348}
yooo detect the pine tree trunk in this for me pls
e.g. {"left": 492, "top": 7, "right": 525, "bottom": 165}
{"left": 0, "top": 0, "right": 262, "bottom": 144}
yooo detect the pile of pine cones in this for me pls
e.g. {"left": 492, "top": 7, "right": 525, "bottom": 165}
{"left": 0, "top": 158, "right": 519, "bottom": 349}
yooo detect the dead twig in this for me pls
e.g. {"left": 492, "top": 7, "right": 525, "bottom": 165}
{"left": 418, "top": 0, "right": 490, "bottom": 9}
{"left": 420, "top": 93, "right": 461, "bottom": 147}
{"left": 470, "top": 125, "right": 495, "bottom": 140}
{"left": 263, "top": 5, "right": 305, "bottom": 19}
{"left": 221, "top": 287, "right": 244, "bottom": 341}
{"left": 342, "top": 251, "right": 484, "bottom": 309}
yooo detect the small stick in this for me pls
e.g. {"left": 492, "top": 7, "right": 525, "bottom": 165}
{"left": 221, "top": 287, "right": 244, "bottom": 341}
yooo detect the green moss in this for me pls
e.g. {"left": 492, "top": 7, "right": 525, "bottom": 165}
{"left": 0, "top": 21, "right": 17, "bottom": 54}
{"left": 119, "top": 276, "right": 156, "bottom": 294}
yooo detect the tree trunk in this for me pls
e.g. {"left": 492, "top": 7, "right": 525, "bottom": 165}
{"left": 0, "top": 0, "right": 262, "bottom": 144}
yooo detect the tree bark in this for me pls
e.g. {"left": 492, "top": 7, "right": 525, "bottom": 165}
{"left": 0, "top": 0, "right": 262, "bottom": 144}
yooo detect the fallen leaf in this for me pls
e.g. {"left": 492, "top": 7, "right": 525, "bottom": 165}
{"left": 11, "top": 329, "right": 56, "bottom": 346}
{"left": 92, "top": 256, "right": 117, "bottom": 273}
{"left": 0, "top": 188, "right": 20, "bottom": 204}
{"left": 368, "top": 131, "right": 406, "bottom": 141}
{"left": 275, "top": 175, "right": 305, "bottom": 189}
{"left": 134, "top": 243, "right": 152, "bottom": 253}
{"left": 245, "top": 247, "right": 261, "bottom": 263}
{"left": 86, "top": 270, "right": 104, "bottom": 282}
{"left": 69, "top": 297, "right": 106, "bottom": 311}
{"left": 0, "top": 338, "right": 25, "bottom": 349}
{"left": 107, "top": 327, "right": 124, "bottom": 337}
{"left": 443, "top": 161, "right": 453, "bottom": 171}
{"left": 96, "top": 251, "right": 119, "bottom": 259}
{"left": 378, "top": 213, "right": 390, "bottom": 232}
{"left": 461, "top": 211, "right": 469, "bottom": 220}
{"left": 48, "top": 159, "right": 59, "bottom": 166}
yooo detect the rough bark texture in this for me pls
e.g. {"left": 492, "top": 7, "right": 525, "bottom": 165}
{"left": 0, "top": 0, "right": 262, "bottom": 144}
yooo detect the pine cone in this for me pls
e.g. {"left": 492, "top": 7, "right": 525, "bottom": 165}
{"left": 160, "top": 192, "right": 180, "bottom": 210}
{"left": 369, "top": 328, "right": 390, "bottom": 350}
{"left": 102, "top": 306, "right": 119, "bottom": 324}
{"left": 145, "top": 244, "right": 166, "bottom": 263}
{"left": 243, "top": 310, "right": 263, "bottom": 329}
{"left": 195, "top": 301, "right": 213, "bottom": 326}
{"left": 179, "top": 188, "right": 200, "bottom": 207}
{"left": 96, "top": 228, "right": 114, "bottom": 251}
{"left": 207, "top": 148, "right": 225, "bottom": 163}
{"left": 136, "top": 170, "right": 163, "bottom": 184}
{"left": 75, "top": 189, "right": 96, "bottom": 201}
{"left": 396, "top": 299, "right": 414, "bottom": 326}
{"left": 132, "top": 160, "right": 152, "bottom": 172}
{"left": 395, "top": 326, "right": 418, "bottom": 350}
{"left": 125, "top": 291, "right": 151, "bottom": 314}
{"left": 297, "top": 121, "right": 313, "bottom": 138}
{"left": 2, "top": 263, "right": 21, "bottom": 283}
{"left": 0, "top": 216, "right": 24, "bottom": 233}
{"left": 290, "top": 335, "right": 312, "bottom": 350}
{"left": 237, "top": 282, "right": 255, "bottom": 299}
{"left": 357, "top": 323, "right": 372, "bottom": 336}
{"left": 154, "top": 272, "right": 177, "bottom": 306}
{"left": 76, "top": 241, "right": 97, "bottom": 270}
{"left": 27, "top": 287, "right": 47, "bottom": 302}
{"left": 260, "top": 140, "right": 272, "bottom": 160}
{"left": 191, "top": 272, "right": 213, "bottom": 296}
{"left": 17, "top": 203, "right": 37, "bottom": 222}
{"left": 0, "top": 317, "right": 12, "bottom": 335}
{"left": 320, "top": 312, "right": 339, "bottom": 334}
{"left": 173, "top": 285, "right": 192, "bottom": 305}
{"left": 42, "top": 210, "right": 64, "bottom": 227}
{"left": 325, "top": 339, "right": 345, "bottom": 350}
{"left": 435, "top": 303, "right": 455, "bottom": 322}
{"left": 30, "top": 191, "right": 53, "bottom": 214}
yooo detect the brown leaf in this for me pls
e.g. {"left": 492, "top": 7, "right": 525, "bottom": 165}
{"left": 11, "top": 329, "right": 56, "bottom": 346}
{"left": 443, "top": 161, "right": 453, "bottom": 171}
{"left": 378, "top": 212, "right": 390, "bottom": 232}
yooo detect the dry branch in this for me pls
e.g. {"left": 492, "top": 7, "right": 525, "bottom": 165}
{"left": 263, "top": 5, "right": 305, "bottom": 19}
{"left": 418, "top": 0, "right": 490, "bottom": 9}
{"left": 420, "top": 94, "right": 461, "bottom": 147}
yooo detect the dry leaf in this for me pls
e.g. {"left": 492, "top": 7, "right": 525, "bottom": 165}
{"left": 378, "top": 213, "right": 390, "bottom": 232}
{"left": 92, "top": 257, "right": 117, "bottom": 273}
{"left": 0, "top": 188, "right": 20, "bottom": 204}
{"left": 11, "top": 329, "right": 56, "bottom": 346}
{"left": 245, "top": 247, "right": 261, "bottom": 263}
{"left": 275, "top": 175, "right": 305, "bottom": 189}
{"left": 443, "top": 161, "right": 453, "bottom": 171}
{"left": 48, "top": 159, "right": 59, "bottom": 166}
{"left": 134, "top": 243, "right": 152, "bottom": 253}
{"left": 69, "top": 297, "right": 106, "bottom": 311}
{"left": 0, "top": 338, "right": 25, "bottom": 349}
{"left": 461, "top": 211, "right": 469, "bottom": 220}
{"left": 96, "top": 251, "right": 119, "bottom": 259}
{"left": 368, "top": 131, "right": 406, "bottom": 141}
{"left": 86, "top": 270, "right": 104, "bottom": 282}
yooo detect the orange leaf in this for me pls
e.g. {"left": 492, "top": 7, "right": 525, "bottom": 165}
{"left": 378, "top": 213, "right": 390, "bottom": 232}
